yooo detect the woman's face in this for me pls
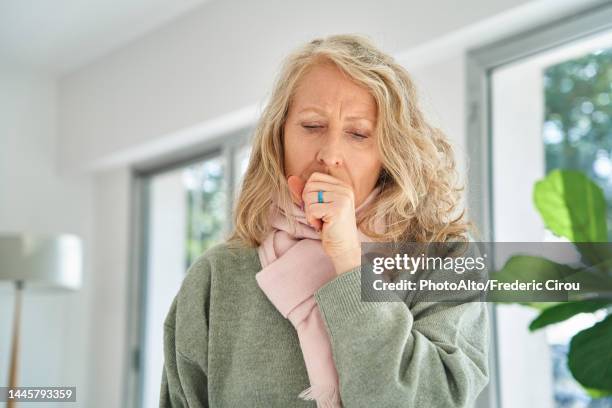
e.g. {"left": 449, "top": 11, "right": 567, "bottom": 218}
{"left": 283, "top": 61, "right": 382, "bottom": 208}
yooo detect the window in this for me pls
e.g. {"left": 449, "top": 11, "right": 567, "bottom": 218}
{"left": 467, "top": 4, "right": 612, "bottom": 408}
{"left": 491, "top": 29, "right": 612, "bottom": 408}
{"left": 542, "top": 45, "right": 612, "bottom": 408}
{"left": 184, "top": 156, "right": 228, "bottom": 268}
{"left": 543, "top": 48, "right": 612, "bottom": 238}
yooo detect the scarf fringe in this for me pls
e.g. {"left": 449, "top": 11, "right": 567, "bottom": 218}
{"left": 298, "top": 384, "right": 342, "bottom": 408}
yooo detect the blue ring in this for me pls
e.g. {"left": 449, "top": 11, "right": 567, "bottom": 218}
{"left": 317, "top": 190, "right": 324, "bottom": 203}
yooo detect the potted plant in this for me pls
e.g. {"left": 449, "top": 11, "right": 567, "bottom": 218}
{"left": 492, "top": 169, "right": 612, "bottom": 398}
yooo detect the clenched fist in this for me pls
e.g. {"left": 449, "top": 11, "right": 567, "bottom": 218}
{"left": 287, "top": 168, "right": 362, "bottom": 275}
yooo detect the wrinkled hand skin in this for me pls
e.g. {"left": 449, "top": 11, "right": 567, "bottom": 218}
{"left": 287, "top": 170, "right": 361, "bottom": 275}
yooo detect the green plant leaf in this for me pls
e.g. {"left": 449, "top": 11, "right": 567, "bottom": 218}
{"left": 528, "top": 300, "right": 612, "bottom": 331}
{"left": 534, "top": 169, "right": 607, "bottom": 243}
{"left": 492, "top": 255, "right": 579, "bottom": 282}
{"left": 568, "top": 313, "right": 612, "bottom": 392}
{"left": 574, "top": 243, "right": 612, "bottom": 268}
{"left": 518, "top": 302, "right": 562, "bottom": 311}
{"left": 491, "top": 255, "right": 612, "bottom": 302}
{"left": 490, "top": 255, "right": 584, "bottom": 302}
{"left": 585, "top": 387, "right": 612, "bottom": 399}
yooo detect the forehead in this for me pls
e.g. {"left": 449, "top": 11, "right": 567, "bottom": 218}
{"left": 291, "top": 62, "right": 377, "bottom": 119}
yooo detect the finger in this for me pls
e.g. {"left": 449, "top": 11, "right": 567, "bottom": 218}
{"left": 304, "top": 192, "right": 329, "bottom": 230}
{"left": 304, "top": 205, "right": 323, "bottom": 231}
{"left": 302, "top": 182, "right": 353, "bottom": 206}
{"left": 303, "top": 190, "right": 340, "bottom": 205}
{"left": 306, "top": 167, "right": 353, "bottom": 190}
{"left": 303, "top": 180, "right": 350, "bottom": 195}
{"left": 307, "top": 203, "right": 337, "bottom": 228}
{"left": 305, "top": 203, "right": 331, "bottom": 231}
{"left": 287, "top": 175, "right": 305, "bottom": 205}
{"left": 306, "top": 171, "right": 344, "bottom": 186}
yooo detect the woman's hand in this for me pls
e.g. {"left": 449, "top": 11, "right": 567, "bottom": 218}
{"left": 287, "top": 170, "right": 361, "bottom": 275}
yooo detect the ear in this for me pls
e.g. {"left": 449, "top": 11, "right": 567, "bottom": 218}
{"left": 287, "top": 175, "right": 305, "bottom": 205}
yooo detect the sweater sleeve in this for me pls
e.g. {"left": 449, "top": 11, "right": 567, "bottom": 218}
{"left": 159, "top": 256, "right": 211, "bottom": 408}
{"left": 313, "top": 263, "right": 490, "bottom": 408}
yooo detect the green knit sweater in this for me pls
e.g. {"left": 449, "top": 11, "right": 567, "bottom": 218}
{"left": 159, "top": 241, "right": 490, "bottom": 407}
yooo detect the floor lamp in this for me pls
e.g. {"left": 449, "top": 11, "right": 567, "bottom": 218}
{"left": 0, "top": 234, "right": 82, "bottom": 407}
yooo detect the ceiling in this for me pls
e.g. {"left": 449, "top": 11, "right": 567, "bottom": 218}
{"left": 0, "top": 0, "right": 209, "bottom": 75}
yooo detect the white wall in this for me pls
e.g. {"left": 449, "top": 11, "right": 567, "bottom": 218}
{"left": 409, "top": 53, "right": 468, "bottom": 205}
{"left": 58, "top": 0, "right": 546, "bottom": 173}
{"left": 87, "top": 167, "right": 131, "bottom": 408}
{"left": 0, "top": 67, "right": 93, "bottom": 407}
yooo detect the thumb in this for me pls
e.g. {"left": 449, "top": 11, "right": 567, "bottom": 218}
{"left": 287, "top": 175, "right": 305, "bottom": 205}
{"left": 288, "top": 174, "right": 321, "bottom": 231}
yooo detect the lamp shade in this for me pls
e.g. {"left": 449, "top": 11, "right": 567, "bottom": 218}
{"left": 0, "top": 233, "right": 82, "bottom": 290}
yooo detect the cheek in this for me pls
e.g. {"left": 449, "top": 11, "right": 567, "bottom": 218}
{"left": 283, "top": 127, "right": 307, "bottom": 173}
{"left": 285, "top": 125, "right": 317, "bottom": 153}
{"left": 355, "top": 159, "right": 383, "bottom": 202}
{"left": 349, "top": 159, "right": 382, "bottom": 206}
{"left": 349, "top": 151, "right": 381, "bottom": 177}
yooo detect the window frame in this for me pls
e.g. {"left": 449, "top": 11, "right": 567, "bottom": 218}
{"left": 466, "top": 3, "right": 612, "bottom": 408}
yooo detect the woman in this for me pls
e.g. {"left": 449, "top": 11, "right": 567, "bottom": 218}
{"left": 159, "top": 34, "right": 489, "bottom": 408}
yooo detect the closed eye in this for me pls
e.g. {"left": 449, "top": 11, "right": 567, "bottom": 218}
{"left": 302, "top": 125, "right": 368, "bottom": 140}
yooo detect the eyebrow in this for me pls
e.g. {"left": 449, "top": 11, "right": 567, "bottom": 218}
{"left": 298, "top": 107, "right": 375, "bottom": 124}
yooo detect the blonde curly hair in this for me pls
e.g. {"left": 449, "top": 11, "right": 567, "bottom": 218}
{"left": 226, "top": 33, "right": 473, "bottom": 248}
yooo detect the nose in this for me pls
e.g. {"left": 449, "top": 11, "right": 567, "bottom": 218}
{"left": 315, "top": 126, "right": 344, "bottom": 169}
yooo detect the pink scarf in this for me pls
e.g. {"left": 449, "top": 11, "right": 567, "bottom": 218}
{"left": 255, "top": 185, "right": 382, "bottom": 408}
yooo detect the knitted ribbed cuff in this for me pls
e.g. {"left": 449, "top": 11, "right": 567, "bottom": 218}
{"left": 313, "top": 265, "right": 399, "bottom": 333}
